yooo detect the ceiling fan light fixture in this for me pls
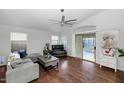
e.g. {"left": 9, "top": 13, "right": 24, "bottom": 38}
{"left": 60, "top": 9, "right": 64, "bottom": 13}
{"left": 49, "top": 9, "right": 77, "bottom": 27}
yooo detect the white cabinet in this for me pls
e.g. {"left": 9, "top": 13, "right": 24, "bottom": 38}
{"left": 99, "top": 56, "right": 117, "bottom": 72}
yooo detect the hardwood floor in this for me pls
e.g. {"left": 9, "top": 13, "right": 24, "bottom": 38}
{"left": 32, "top": 56, "right": 124, "bottom": 83}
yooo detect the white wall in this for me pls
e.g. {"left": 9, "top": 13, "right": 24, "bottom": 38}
{"left": 60, "top": 28, "right": 73, "bottom": 56}
{"left": 0, "top": 24, "right": 59, "bottom": 58}
{"left": 60, "top": 9, "right": 124, "bottom": 71}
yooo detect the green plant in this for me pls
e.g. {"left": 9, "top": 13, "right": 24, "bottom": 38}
{"left": 118, "top": 49, "right": 124, "bottom": 57}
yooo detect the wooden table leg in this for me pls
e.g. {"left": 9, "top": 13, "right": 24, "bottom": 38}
{"left": 56, "top": 63, "right": 59, "bottom": 71}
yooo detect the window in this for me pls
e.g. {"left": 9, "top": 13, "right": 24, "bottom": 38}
{"left": 51, "top": 35, "right": 59, "bottom": 45}
{"left": 11, "top": 32, "right": 27, "bottom": 41}
{"left": 10, "top": 32, "right": 27, "bottom": 52}
{"left": 61, "top": 36, "right": 67, "bottom": 49}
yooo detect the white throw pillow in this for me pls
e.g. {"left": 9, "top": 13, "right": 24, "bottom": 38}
{"left": 8, "top": 52, "right": 20, "bottom": 62}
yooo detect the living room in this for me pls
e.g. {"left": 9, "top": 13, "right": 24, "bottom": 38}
{"left": 0, "top": 9, "right": 124, "bottom": 83}
{"left": 1, "top": 0, "right": 124, "bottom": 93}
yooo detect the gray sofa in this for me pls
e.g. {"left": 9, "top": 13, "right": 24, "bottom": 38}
{"left": 6, "top": 58, "right": 39, "bottom": 83}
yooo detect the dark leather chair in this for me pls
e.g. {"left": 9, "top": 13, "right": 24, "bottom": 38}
{"left": 51, "top": 45, "right": 67, "bottom": 57}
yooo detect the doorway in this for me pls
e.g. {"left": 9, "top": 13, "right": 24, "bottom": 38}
{"left": 83, "top": 36, "right": 96, "bottom": 62}
{"left": 75, "top": 32, "right": 96, "bottom": 62}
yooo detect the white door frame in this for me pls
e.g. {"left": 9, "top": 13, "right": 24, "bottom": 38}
{"left": 72, "top": 30, "right": 96, "bottom": 57}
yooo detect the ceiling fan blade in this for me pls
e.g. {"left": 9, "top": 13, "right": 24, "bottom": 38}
{"left": 59, "top": 23, "right": 73, "bottom": 27}
{"left": 48, "top": 19, "right": 60, "bottom": 22}
{"left": 49, "top": 22, "right": 61, "bottom": 26}
{"left": 65, "top": 23, "right": 73, "bottom": 25}
{"left": 52, "top": 22, "right": 61, "bottom": 24}
{"left": 65, "top": 19, "right": 77, "bottom": 23}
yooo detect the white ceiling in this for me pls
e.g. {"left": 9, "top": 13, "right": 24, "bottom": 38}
{"left": 0, "top": 9, "right": 104, "bottom": 32}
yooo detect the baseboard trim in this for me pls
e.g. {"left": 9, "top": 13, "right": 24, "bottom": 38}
{"left": 67, "top": 55, "right": 97, "bottom": 64}
{"left": 117, "top": 67, "right": 124, "bottom": 71}
{"left": 67, "top": 55, "right": 82, "bottom": 60}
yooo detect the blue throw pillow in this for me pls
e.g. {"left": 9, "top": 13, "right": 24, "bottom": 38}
{"left": 18, "top": 49, "right": 27, "bottom": 58}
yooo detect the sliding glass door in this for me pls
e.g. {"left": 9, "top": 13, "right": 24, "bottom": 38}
{"left": 75, "top": 33, "right": 96, "bottom": 62}
{"left": 83, "top": 37, "right": 95, "bottom": 62}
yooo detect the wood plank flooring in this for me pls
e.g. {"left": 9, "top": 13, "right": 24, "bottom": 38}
{"left": 32, "top": 56, "right": 124, "bottom": 83}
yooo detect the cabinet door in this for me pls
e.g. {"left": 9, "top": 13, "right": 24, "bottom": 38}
{"left": 100, "top": 58, "right": 116, "bottom": 69}
{"left": 0, "top": 66, "right": 6, "bottom": 83}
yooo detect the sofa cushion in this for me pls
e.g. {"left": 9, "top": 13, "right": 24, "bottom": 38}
{"left": 54, "top": 50, "right": 66, "bottom": 54}
{"left": 10, "top": 58, "right": 33, "bottom": 69}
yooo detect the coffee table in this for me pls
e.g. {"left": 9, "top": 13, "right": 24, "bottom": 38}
{"left": 38, "top": 56, "right": 59, "bottom": 71}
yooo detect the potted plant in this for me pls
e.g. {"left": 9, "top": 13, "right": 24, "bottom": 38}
{"left": 118, "top": 49, "right": 124, "bottom": 57}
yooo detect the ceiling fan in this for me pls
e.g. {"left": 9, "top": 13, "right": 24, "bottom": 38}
{"left": 48, "top": 9, "right": 77, "bottom": 27}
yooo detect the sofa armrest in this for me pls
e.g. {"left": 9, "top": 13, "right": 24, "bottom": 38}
{"left": 7, "top": 62, "right": 33, "bottom": 72}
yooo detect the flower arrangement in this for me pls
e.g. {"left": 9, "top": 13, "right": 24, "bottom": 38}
{"left": 118, "top": 49, "right": 124, "bottom": 57}
{"left": 101, "top": 33, "right": 117, "bottom": 57}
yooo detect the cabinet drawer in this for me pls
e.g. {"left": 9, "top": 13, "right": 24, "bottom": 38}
{"left": 100, "top": 62, "right": 115, "bottom": 69}
{"left": 100, "top": 59, "right": 116, "bottom": 65}
{"left": 107, "top": 63, "right": 115, "bottom": 68}
{"left": 100, "top": 62, "right": 108, "bottom": 66}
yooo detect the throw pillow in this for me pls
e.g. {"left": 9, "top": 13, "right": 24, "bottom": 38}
{"left": 18, "top": 49, "right": 27, "bottom": 58}
{"left": 8, "top": 52, "right": 20, "bottom": 62}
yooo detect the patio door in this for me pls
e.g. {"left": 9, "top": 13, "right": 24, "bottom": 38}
{"left": 82, "top": 33, "right": 96, "bottom": 62}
